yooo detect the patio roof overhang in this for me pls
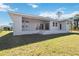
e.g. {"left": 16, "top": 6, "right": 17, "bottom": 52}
{"left": 8, "top": 12, "right": 70, "bottom": 22}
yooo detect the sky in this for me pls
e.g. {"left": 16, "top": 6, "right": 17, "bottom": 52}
{"left": 0, "top": 3, "right": 79, "bottom": 26}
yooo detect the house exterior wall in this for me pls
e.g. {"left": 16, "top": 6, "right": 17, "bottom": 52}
{"left": 41, "top": 21, "right": 69, "bottom": 35}
{"left": 9, "top": 13, "right": 70, "bottom": 35}
{"left": 74, "top": 19, "right": 79, "bottom": 28}
{"left": 9, "top": 14, "right": 22, "bottom": 35}
{"left": 65, "top": 21, "right": 70, "bottom": 31}
{"left": 21, "top": 17, "right": 43, "bottom": 35}
{"left": 10, "top": 14, "right": 44, "bottom": 35}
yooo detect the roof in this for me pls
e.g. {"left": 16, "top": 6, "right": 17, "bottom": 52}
{"left": 8, "top": 12, "right": 70, "bottom": 22}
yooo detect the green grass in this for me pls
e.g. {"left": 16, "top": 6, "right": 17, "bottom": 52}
{"left": 0, "top": 31, "right": 11, "bottom": 37}
{"left": 0, "top": 31, "right": 79, "bottom": 56}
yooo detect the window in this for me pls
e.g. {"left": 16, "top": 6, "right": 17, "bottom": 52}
{"left": 45, "top": 23, "right": 49, "bottom": 30}
{"left": 36, "top": 26, "right": 38, "bottom": 30}
{"left": 22, "top": 20, "right": 25, "bottom": 23}
{"left": 53, "top": 22, "right": 55, "bottom": 26}
{"left": 22, "top": 25, "right": 28, "bottom": 31}
{"left": 22, "top": 25, "right": 25, "bottom": 31}
{"left": 53, "top": 22, "right": 57, "bottom": 27}
{"left": 22, "top": 17, "right": 29, "bottom": 23}
{"left": 39, "top": 24, "right": 43, "bottom": 30}
{"left": 59, "top": 24, "right": 62, "bottom": 30}
{"left": 22, "top": 25, "right": 24, "bottom": 28}
{"left": 22, "top": 20, "right": 29, "bottom": 23}
{"left": 56, "top": 22, "right": 57, "bottom": 26}
{"left": 25, "top": 21, "right": 29, "bottom": 23}
{"left": 26, "top": 25, "right": 28, "bottom": 27}
{"left": 22, "top": 17, "right": 29, "bottom": 31}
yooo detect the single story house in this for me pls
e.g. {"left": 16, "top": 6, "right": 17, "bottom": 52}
{"left": 9, "top": 12, "right": 71, "bottom": 35}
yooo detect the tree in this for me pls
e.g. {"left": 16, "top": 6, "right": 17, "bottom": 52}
{"left": 0, "top": 27, "right": 2, "bottom": 33}
{"left": 73, "top": 14, "right": 79, "bottom": 30}
{"left": 3, "top": 27, "right": 11, "bottom": 31}
{"left": 56, "top": 11, "right": 63, "bottom": 19}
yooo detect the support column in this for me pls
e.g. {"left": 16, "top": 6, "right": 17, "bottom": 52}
{"left": 49, "top": 21, "right": 53, "bottom": 30}
{"left": 10, "top": 14, "right": 22, "bottom": 35}
{"left": 66, "top": 21, "right": 69, "bottom": 32}
{"left": 43, "top": 24, "right": 45, "bottom": 30}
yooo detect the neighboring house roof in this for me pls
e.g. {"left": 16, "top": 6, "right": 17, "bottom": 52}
{"left": 8, "top": 12, "right": 70, "bottom": 22}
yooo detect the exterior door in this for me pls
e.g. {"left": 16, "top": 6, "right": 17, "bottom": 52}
{"left": 39, "top": 24, "right": 44, "bottom": 30}
{"left": 45, "top": 23, "right": 49, "bottom": 30}
{"left": 59, "top": 24, "right": 62, "bottom": 30}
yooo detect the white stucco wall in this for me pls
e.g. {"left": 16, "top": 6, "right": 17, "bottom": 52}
{"left": 42, "top": 21, "right": 70, "bottom": 35}
{"left": 49, "top": 21, "right": 69, "bottom": 31}
{"left": 10, "top": 13, "right": 44, "bottom": 35}
{"left": 9, "top": 14, "right": 22, "bottom": 35}
{"left": 65, "top": 21, "right": 70, "bottom": 31}
{"left": 21, "top": 18, "right": 43, "bottom": 35}
{"left": 50, "top": 21, "right": 58, "bottom": 31}
{"left": 9, "top": 13, "right": 70, "bottom": 35}
{"left": 22, "top": 18, "right": 41, "bottom": 31}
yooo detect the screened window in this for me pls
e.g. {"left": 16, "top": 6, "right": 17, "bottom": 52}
{"left": 53, "top": 22, "right": 55, "bottom": 26}
{"left": 22, "top": 20, "right": 25, "bottom": 23}
{"left": 25, "top": 21, "right": 29, "bottom": 23}
{"left": 53, "top": 22, "right": 57, "bottom": 27}
{"left": 56, "top": 22, "right": 57, "bottom": 26}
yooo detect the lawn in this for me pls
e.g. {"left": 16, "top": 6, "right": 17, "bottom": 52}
{"left": 0, "top": 31, "right": 11, "bottom": 37}
{"left": 0, "top": 31, "right": 79, "bottom": 56}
